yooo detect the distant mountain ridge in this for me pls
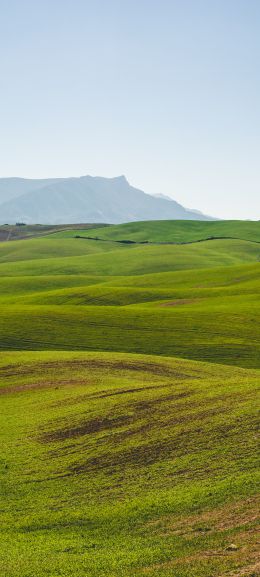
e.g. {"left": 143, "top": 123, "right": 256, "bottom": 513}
{"left": 0, "top": 175, "right": 214, "bottom": 224}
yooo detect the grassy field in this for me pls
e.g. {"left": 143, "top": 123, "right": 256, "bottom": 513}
{"left": 54, "top": 219, "right": 260, "bottom": 243}
{"left": 2, "top": 220, "right": 260, "bottom": 244}
{"left": 1, "top": 351, "right": 259, "bottom": 577}
{"left": 0, "top": 220, "right": 259, "bottom": 576}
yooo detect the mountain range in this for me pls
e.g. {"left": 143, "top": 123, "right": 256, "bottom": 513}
{"left": 0, "top": 175, "right": 213, "bottom": 224}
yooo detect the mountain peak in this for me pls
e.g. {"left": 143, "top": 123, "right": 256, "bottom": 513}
{"left": 0, "top": 175, "right": 214, "bottom": 224}
{"left": 115, "top": 174, "right": 128, "bottom": 182}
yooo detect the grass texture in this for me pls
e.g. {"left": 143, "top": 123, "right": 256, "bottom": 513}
{"left": 0, "top": 351, "right": 259, "bottom": 577}
{"left": 0, "top": 220, "right": 259, "bottom": 576}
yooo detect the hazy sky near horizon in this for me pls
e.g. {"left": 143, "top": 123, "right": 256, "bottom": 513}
{"left": 0, "top": 0, "right": 259, "bottom": 219}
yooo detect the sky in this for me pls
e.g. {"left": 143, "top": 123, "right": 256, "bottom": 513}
{"left": 0, "top": 0, "right": 259, "bottom": 219}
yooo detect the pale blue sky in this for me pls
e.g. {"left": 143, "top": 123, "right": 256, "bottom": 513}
{"left": 0, "top": 0, "right": 259, "bottom": 219}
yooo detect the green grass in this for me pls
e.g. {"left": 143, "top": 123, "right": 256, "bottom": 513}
{"left": 0, "top": 236, "right": 259, "bottom": 368}
{"left": 0, "top": 351, "right": 259, "bottom": 577}
{"left": 71, "top": 219, "right": 260, "bottom": 243}
{"left": 0, "top": 220, "right": 259, "bottom": 576}
{"left": 0, "top": 236, "right": 123, "bottom": 264}
{"left": 0, "top": 238, "right": 259, "bottom": 277}
{"left": 1, "top": 295, "right": 259, "bottom": 368}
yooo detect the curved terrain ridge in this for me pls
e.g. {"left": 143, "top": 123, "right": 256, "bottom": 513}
{"left": 0, "top": 219, "right": 259, "bottom": 577}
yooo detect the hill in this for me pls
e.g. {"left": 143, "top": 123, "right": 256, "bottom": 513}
{"left": 0, "top": 175, "right": 213, "bottom": 224}
{"left": 0, "top": 233, "right": 259, "bottom": 367}
{"left": 81, "top": 219, "right": 260, "bottom": 243}
{"left": 1, "top": 351, "right": 259, "bottom": 577}
{"left": 2, "top": 220, "right": 260, "bottom": 244}
{"left": 0, "top": 221, "right": 259, "bottom": 577}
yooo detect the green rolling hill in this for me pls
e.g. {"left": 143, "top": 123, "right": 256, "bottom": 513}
{"left": 0, "top": 220, "right": 259, "bottom": 577}
{"left": 55, "top": 219, "right": 260, "bottom": 243}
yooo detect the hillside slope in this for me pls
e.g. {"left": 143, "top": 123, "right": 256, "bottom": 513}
{"left": 0, "top": 222, "right": 259, "bottom": 577}
{"left": 0, "top": 175, "right": 213, "bottom": 224}
{"left": 0, "top": 234, "right": 259, "bottom": 368}
{"left": 0, "top": 351, "right": 259, "bottom": 577}
{"left": 85, "top": 220, "right": 260, "bottom": 243}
